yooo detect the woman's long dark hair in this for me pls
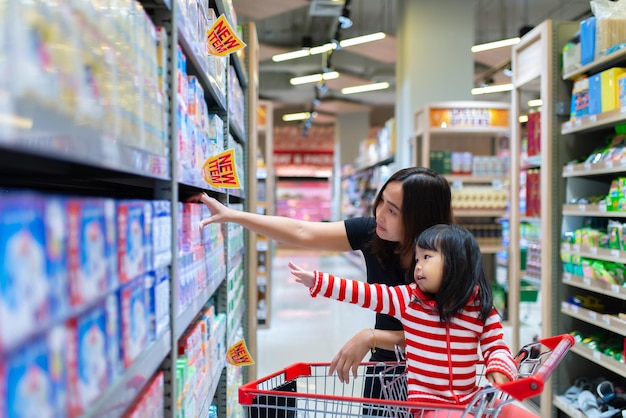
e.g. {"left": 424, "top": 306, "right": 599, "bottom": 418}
{"left": 416, "top": 224, "right": 493, "bottom": 322}
{"left": 370, "top": 167, "right": 453, "bottom": 271}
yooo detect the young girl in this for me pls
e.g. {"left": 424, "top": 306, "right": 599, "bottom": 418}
{"left": 289, "top": 224, "right": 538, "bottom": 417}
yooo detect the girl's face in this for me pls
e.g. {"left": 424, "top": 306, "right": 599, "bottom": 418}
{"left": 374, "top": 181, "right": 404, "bottom": 242}
{"left": 413, "top": 244, "right": 444, "bottom": 294}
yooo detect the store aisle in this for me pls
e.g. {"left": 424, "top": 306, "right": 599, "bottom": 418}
{"left": 256, "top": 247, "right": 374, "bottom": 378}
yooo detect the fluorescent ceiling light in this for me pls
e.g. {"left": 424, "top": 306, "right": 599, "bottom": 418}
{"left": 290, "top": 71, "right": 339, "bottom": 86}
{"left": 340, "top": 32, "right": 385, "bottom": 47}
{"left": 471, "top": 83, "right": 513, "bottom": 95}
{"left": 272, "top": 32, "right": 386, "bottom": 62}
{"left": 272, "top": 49, "right": 311, "bottom": 62}
{"left": 519, "top": 115, "right": 529, "bottom": 123}
{"left": 471, "top": 37, "right": 520, "bottom": 53}
{"left": 342, "top": 82, "right": 390, "bottom": 95}
{"left": 282, "top": 112, "right": 316, "bottom": 122}
{"left": 528, "top": 99, "right": 543, "bottom": 107}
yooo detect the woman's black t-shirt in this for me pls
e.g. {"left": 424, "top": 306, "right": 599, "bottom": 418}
{"left": 344, "top": 217, "right": 407, "bottom": 361}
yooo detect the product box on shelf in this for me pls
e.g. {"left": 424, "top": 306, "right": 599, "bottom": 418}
{"left": 120, "top": 276, "right": 148, "bottom": 368}
{"left": 601, "top": 67, "right": 626, "bottom": 112}
{"left": 0, "top": 192, "right": 50, "bottom": 350}
{"left": 1, "top": 335, "right": 57, "bottom": 418}
{"left": 105, "top": 291, "right": 123, "bottom": 381}
{"left": 67, "top": 303, "right": 109, "bottom": 417}
{"left": 580, "top": 17, "right": 596, "bottom": 65}
{"left": 117, "top": 200, "right": 148, "bottom": 284}
{"left": 68, "top": 198, "right": 109, "bottom": 308}
{"left": 588, "top": 73, "right": 602, "bottom": 115}
{"left": 44, "top": 196, "right": 69, "bottom": 320}
{"left": 152, "top": 200, "right": 172, "bottom": 270}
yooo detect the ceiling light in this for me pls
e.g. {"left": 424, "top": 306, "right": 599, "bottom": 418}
{"left": 290, "top": 71, "right": 339, "bottom": 86}
{"left": 528, "top": 99, "right": 543, "bottom": 107}
{"left": 342, "top": 82, "right": 389, "bottom": 95}
{"left": 471, "top": 37, "right": 520, "bottom": 53}
{"left": 470, "top": 83, "right": 513, "bottom": 95}
{"left": 271, "top": 32, "right": 386, "bottom": 62}
{"left": 0, "top": 114, "right": 33, "bottom": 129}
{"left": 519, "top": 115, "right": 529, "bottom": 123}
{"left": 340, "top": 32, "right": 385, "bottom": 48}
{"left": 272, "top": 49, "right": 311, "bottom": 62}
{"left": 282, "top": 111, "right": 316, "bottom": 122}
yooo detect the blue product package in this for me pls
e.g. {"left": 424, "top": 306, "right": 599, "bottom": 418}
{"left": 103, "top": 198, "right": 118, "bottom": 291}
{"left": 118, "top": 200, "right": 146, "bottom": 283}
{"left": 580, "top": 17, "right": 596, "bottom": 65}
{"left": 154, "top": 266, "right": 171, "bottom": 337}
{"left": 120, "top": 277, "right": 148, "bottom": 367}
{"left": 144, "top": 271, "right": 157, "bottom": 343}
{"left": 4, "top": 336, "right": 54, "bottom": 418}
{"left": 0, "top": 192, "right": 49, "bottom": 350}
{"left": 68, "top": 198, "right": 108, "bottom": 307}
{"left": 77, "top": 304, "right": 109, "bottom": 407}
{"left": 44, "top": 196, "right": 69, "bottom": 320}
{"left": 105, "top": 291, "right": 123, "bottom": 380}
{"left": 48, "top": 324, "right": 68, "bottom": 417}
{"left": 143, "top": 201, "right": 153, "bottom": 273}
{"left": 152, "top": 200, "right": 172, "bottom": 269}
{"left": 588, "top": 73, "right": 602, "bottom": 115}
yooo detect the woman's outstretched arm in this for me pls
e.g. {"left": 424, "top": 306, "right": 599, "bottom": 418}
{"left": 189, "top": 192, "right": 353, "bottom": 252}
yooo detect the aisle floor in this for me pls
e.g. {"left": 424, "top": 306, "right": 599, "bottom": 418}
{"left": 256, "top": 247, "right": 543, "bottom": 379}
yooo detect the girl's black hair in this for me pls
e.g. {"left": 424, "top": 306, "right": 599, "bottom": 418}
{"left": 416, "top": 224, "right": 493, "bottom": 322}
{"left": 369, "top": 167, "right": 454, "bottom": 273}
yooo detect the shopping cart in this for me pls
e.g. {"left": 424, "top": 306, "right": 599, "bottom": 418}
{"left": 239, "top": 334, "right": 574, "bottom": 417}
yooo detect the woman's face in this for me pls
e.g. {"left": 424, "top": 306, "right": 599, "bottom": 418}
{"left": 374, "top": 181, "right": 404, "bottom": 242}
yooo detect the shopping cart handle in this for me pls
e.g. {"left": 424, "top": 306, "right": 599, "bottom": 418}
{"left": 497, "top": 334, "right": 574, "bottom": 401}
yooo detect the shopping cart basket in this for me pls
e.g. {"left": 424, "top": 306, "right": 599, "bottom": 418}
{"left": 239, "top": 334, "right": 574, "bottom": 417}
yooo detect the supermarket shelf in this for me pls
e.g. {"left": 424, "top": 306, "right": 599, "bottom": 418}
{"left": 561, "top": 302, "right": 626, "bottom": 337}
{"left": 418, "top": 126, "right": 510, "bottom": 136}
{"left": 445, "top": 174, "right": 508, "bottom": 184}
{"left": 562, "top": 273, "right": 626, "bottom": 301}
{"left": 228, "top": 302, "right": 245, "bottom": 347}
{"left": 177, "top": 27, "right": 227, "bottom": 113}
{"left": 478, "top": 245, "right": 507, "bottom": 254}
{"left": 561, "top": 242, "right": 626, "bottom": 264}
{"left": 0, "top": 100, "right": 169, "bottom": 180}
{"left": 521, "top": 155, "right": 542, "bottom": 168}
{"left": 198, "top": 359, "right": 226, "bottom": 417}
{"left": 82, "top": 329, "right": 172, "bottom": 418}
{"left": 561, "top": 108, "right": 626, "bottom": 135}
{"left": 563, "top": 159, "right": 626, "bottom": 178}
{"left": 341, "top": 156, "right": 395, "bottom": 179}
{"left": 562, "top": 203, "right": 626, "bottom": 217}
{"left": 453, "top": 209, "right": 507, "bottom": 217}
{"left": 553, "top": 395, "right": 584, "bottom": 418}
{"left": 521, "top": 275, "right": 541, "bottom": 288}
{"left": 570, "top": 343, "right": 626, "bottom": 377}
{"left": 176, "top": 276, "right": 225, "bottom": 340}
{"left": 562, "top": 47, "right": 626, "bottom": 80}
{"left": 230, "top": 119, "right": 247, "bottom": 144}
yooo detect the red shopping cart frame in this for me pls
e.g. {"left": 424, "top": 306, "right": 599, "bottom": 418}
{"left": 239, "top": 334, "right": 574, "bottom": 415}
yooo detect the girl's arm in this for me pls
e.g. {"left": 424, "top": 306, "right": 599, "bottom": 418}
{"left": 480, "top": 308, "right": 518, "bottom": 382}
{"left": 189, "top": 193, "right": 353, "bottom": 251}
{"left": 289, "top": 262, "right": 408, "bottom": 317}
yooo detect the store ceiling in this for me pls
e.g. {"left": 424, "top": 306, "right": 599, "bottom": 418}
{"left": 232, "top": 0, "right": 593, "bottom": 125}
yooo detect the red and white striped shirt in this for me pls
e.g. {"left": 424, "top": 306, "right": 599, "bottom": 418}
{"left": 309, "top": 271, "right": 518, "bottom": 405}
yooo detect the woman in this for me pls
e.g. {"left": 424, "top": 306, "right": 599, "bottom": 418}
{"left": 189, "top": 167, "right": 454, "bottom": 395}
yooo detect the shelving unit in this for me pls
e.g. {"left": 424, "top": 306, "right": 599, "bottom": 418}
{"left": 0, "top": 0, "right": 254, "bottom": 417}
{"left": 555, "top": 36, "right": 626, "bottom": 417}
{"left": 413, "top": 101, "right": 511, "bottom": 321}
{"left": 255, "top": 100, "right": 275, "bottom": 329}
{"left": 509, "top": 19, "right": 578, "bottom": 417}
